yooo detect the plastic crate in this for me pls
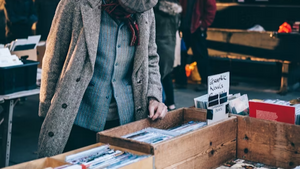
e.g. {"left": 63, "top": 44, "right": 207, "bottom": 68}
{"left": 0, "top": 60, "right": 39, "bottom": 95}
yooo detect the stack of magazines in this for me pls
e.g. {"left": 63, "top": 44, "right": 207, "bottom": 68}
{"left": 122, "top": 121, "right": 207, "bottom": 144}
{"left": 52, "top": 145, "right": 150, "bottom": 169}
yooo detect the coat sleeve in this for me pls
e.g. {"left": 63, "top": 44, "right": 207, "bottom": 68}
{"left": 39, "top": 0, "right": 74, "bottom": 117}
{"left": 200, "top": 0, "right": 216, "bottom": 28}
{"left": 147, "top": 9, "right": 163, "bottom": 103}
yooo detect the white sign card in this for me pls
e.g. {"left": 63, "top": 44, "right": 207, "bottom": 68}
{"left": 206, "top": 72, "right": 230, "bottom": 125}
{"left": 208, "top": 72, "right": 230, "bottom": 98}
{"left": 207, "top": 104, "right": 228, "bottom": 125}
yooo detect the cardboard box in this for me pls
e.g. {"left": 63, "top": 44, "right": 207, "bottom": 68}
{"left": 98, "top": 108, "right": 238, "bottom": 169}
{"left": 36, "top": 42, "right": 46, "bottom": 68}
{"left": 11, "top": 48, "right": 37, "bottom": 62}
{"left": 53, "top": 143, "right": 154, "bottom": 169}
{"left": 4, "top": 157, "right": 67, "bottom": 169}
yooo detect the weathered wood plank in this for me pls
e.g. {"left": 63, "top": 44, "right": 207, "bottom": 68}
{"left": 4, "top": 158, "right": 67, "bottom": 169}
{"left": 164, "top": 139, "right": 236, "bottom": 169}
{"left": 183, "top": 108, "right": 207, "bottom": 123}
{"left": 237, "top": 116, "right": 300, "bottom": 168}
{"left": 97, "top": 134, "right": 153, "bottom": 155}
{"left": 153, "top": 117, "right": 237, "bottom": 169}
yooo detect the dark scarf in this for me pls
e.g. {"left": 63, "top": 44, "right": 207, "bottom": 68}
{"left": 102, "top": 0, "right": 140, "bottom": 46}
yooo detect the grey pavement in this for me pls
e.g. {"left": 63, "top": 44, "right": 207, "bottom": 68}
{"left": 5, "top": 81, "right": 300, "bottom": 166}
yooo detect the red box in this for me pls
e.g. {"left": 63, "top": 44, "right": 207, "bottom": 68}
{"left": 249, "top": 101, "right": 295, "bottom": 124}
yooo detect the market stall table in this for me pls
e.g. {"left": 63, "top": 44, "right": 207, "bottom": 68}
{"left": 0, "top": 89, "right": 40, "bottom": 167}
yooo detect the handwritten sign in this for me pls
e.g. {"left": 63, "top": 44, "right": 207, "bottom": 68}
{"left": 208, "top": 72, "right": 230, "bottom": 97}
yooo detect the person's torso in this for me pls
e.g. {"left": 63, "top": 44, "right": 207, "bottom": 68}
{"left": 74, "top": 10, "right": 136, "bottom": 132}
{"left": 6, "top": 0, "right": 33, "bottom": 20}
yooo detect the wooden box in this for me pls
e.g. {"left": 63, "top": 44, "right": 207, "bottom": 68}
{"left": 52, "top": 143, "right": 154, "bottom": 169}
{"left": 166, "top": 116, "right": 300, "bottom": 169}
{"left": 4, "top": 157, "right": 67, "bottom": 169}
{"left": 237, "top": 116, "right": 300, "bottom": 169}
{"left": 98, "top": 108, "right": 238, "bottom": 169}
{"left": 99, "top": 107, "right": 300, "bottom": 169}
{"left": 5, "top": 143, "right": 153, "bottom": 169}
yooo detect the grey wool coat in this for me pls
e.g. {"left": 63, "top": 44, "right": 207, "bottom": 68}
{"left": 38, "top": 0, "right": 162, "bottom": 157}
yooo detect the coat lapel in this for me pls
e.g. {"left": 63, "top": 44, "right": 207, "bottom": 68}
{"left": 133, "top": 13, "right": 150, "bottom": 74}
{"left": 81, "top": 0, "right": 102, "bottom": 68}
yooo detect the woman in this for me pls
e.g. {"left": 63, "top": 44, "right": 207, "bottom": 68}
{"left": 154, "top": 0, "right": 181, "bottom": 110}
{"left": 38, "top": 0, "right": 167, "bottom": 157}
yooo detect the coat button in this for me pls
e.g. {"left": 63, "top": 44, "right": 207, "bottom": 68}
{"left": 48, "top": 131, "right": 54, "bottom": 137}
{"left": 137, "top": 107, "right": 142, "bottom": 113}
{"left": 76, "top": 78, "right": 81, "bottom": 82}
{"left": 62, "top": 103, "right": 68, "bottom": 109}
{"left": 137, "top": 79, "right": 142, "bottom": 84}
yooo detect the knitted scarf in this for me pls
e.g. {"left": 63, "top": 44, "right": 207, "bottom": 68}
{"left": 102, "top": 0, "right": 140, "bottom": 46}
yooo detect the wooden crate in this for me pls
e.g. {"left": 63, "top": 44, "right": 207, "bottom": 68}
{"left": 237, "top": 116, "right": 300, "bottom": 169}
{"left": 99, "top": 108, "right": 300, "bottom": 169}
{"left": 98, "top": 108, "right": 237, "bottom": 169}
{"left": 52, "top": 143, "right": 154, "bottom": 169}
{"left": 4, "top": 157, "right": 67, "bottom": 169}
{"left": 5, "top": 143, "right": 153, "bottom": 169}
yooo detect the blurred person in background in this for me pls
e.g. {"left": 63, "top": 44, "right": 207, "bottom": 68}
{"left": 154, "top": 0, "right": 182, "bottom": 111}
{"left": 4, "top": 0, "right": 37, "bottom": 43}
{"left": 180, "top": 0, "right": 216, "bottom": 91}
{"left": 35, "top": 0, "right": 60, "bottom": 41}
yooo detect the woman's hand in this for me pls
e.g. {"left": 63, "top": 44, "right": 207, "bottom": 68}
{"left": 148, "top": 99, "right": 168, "bottom": 121}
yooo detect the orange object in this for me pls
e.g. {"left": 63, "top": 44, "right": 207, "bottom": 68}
{"left": 278, "top": 22, "right": 292, "bottom": 33}
{"left": 185, "top": 62, "right": 197, "bottom": 77}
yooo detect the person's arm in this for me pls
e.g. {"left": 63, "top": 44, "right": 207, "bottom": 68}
{"left": 39, "top": 0, "right": 74, "bottom": 118}
{"left": 200, "top": 0, "right": 216, "bottom": 28}
{"left": 4, "top": 0, "right": 27, "bottom": 23}
{"left": 147, "top": 9, "right": 168, "bottom": 120}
